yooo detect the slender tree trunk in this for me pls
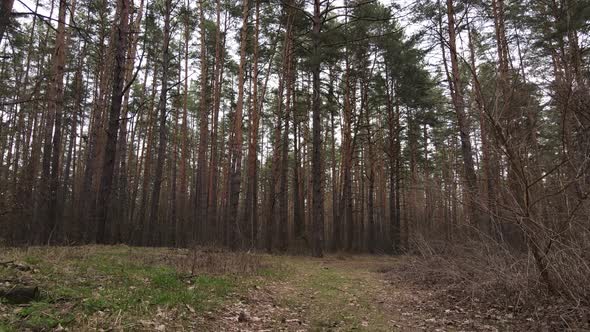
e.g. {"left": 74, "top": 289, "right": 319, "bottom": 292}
{"left": 12, "top": 0, "right": 40, "bottom": 203}
{"left": 340, "top": 71, "right": 353, "bottom": 252}
{"left": 179, "top": 0, "right": 191, "bottom": 247}
{"left": 208, "top": 3, "right": 227, "bottom": 245}
{"left": 328, "top": 67, "right": 338, "bottom": 251}
{"left": 293, "top": 105, "right": 304, "bottom": 240}
{"left": 445, "top": 0, "right": 480, "bottom": 226}
{"left": 385, "top": 68, "right": 400, "bottom": 252}
{"left": 227, "top": 0, "right": 249, "bottom": 250}
{"left": 362, "top": 79, "right": 375, "bottom": 254}
{"left": 310, "top": 0, "right": 324, "bottom": 257}
{"left": 243, "top": 0, "right": 260, "bottom": 248}
{"left": 114, "top": 0, "right": 144, "bottom": 243}
{"left": 62, "top": 46, "right": 85, "bottom": 240}
{"left": 79, "top": 3, "right": 116, "bottom": 242}
{"left": 138, "top": 61, "right": 159, "bottom": 244}
{"left": 148, "top": 0, "right": 171, "bottom": 246}
{"left": 467, "top": 21, "right": 496, "bottom": 236}
{"left": 278, "top": 7, "right": 295, "bottom": 251}
{"left": 265, "top": 7, "right": 293, "bottom": 252}
{"left": 170, "top": 43, "right": 182, "bottom": 246}
{"left": 95, "top": 0, "right": 130, "bottom": 244}
{"left": 195, "top": 0, "right": 210, "bottom": 244}
{"left": 39, "top": 0, "right": 68, "bottom": 243}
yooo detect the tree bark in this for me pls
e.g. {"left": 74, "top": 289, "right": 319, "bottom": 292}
{"left": 95, "top": 0, "right": 130, "bottom": 244}
{"left": 39, "top": 0, "right": 69, "bottom": 243}
{"left": 445, "top": 0, "right": 480, "bottom": 227}
{"left": 195, "top": 0, "right": 210, "bottom": 244}
{"left": 310, "top": 0, "right": 324, "bottom": 257}
{"left": 208, "top": 2, "right": 228, "bottom": 246}
{"left": 278, "top": 6, "right": 295, "bottom": 251}
{"left": 243, "top": 0, "right": 260, "bottom": 248}
{"left": 0, "top": 0, "right": 14, "bottom": 45}
{"left": 227, "top": 0, "right": 249, "bottom": 250}
{"left": 148, "top": 0, "right": 172, "bottom": 246}
{"left": 179, "top": 0, "right": 191, "bottom": 247}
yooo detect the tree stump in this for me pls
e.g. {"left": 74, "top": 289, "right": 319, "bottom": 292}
{"left": 0, "top": 286, "right": 40, "bottom": 304}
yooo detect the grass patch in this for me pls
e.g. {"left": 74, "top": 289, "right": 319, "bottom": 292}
{"left": 73, "top": 258, "right": 236, "bottom": 314}
{"left": 0, "top": 321, "right": 15, "bottom": 332}
{"left": 0, "top": 246, "right": 259, "bottom": 330}
{"left": 256, "top": 263, "right": 289, "bottom": 280}
{"left": 13, "top": 301, "right": 75, "bottom": 330}
{"left": 279, "top": 257, "right": 392, "bottom": 331}
{"left": 23, "top": 255, "right": 42, "bottom": 266}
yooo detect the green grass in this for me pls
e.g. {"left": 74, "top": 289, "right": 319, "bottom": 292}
{"left": 23, "top": 255, "right": 42, "bottom": 266}
{"left": 0, "top": 246, "right": 257, "bottom": 330}
{"left": 0, "top": 321, "right": 15, "bottom": 332}
{"left": 14, "top": 301, "right": 75, "bottom": 330}
{"left": 1, "top": 247, "right": 397, "bottom": 331}
{"left": 280, "top": 258, "right": 392, "bottom": 331}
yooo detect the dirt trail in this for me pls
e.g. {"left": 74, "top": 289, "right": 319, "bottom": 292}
{"left": 0, "top": 248, "right": 539, "bottom": 331}
{"left": 212, "top": 256, "right": 508, "bottom": 331}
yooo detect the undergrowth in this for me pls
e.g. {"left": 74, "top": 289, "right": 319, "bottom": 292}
{"left": 0, "top": 245, "right": 268, "bottom": 330}
{"left": 391, "top": 237, "right": 590, "bottom": 329}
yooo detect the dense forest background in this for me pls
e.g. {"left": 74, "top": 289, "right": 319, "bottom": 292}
{"left": 0, "top": 0, "right": 588, "bottom": 302}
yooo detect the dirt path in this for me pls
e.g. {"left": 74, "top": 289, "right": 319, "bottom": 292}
{"left": 0, "top": 248, "right": 537, "bottom": 331}
{"left": 213, "top": 255, "right": 529, "bottom": 332}
{"left": 211, "top": 256, "right": 433, "bottom": 331}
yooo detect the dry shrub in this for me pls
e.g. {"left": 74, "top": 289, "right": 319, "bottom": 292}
{"left": 544, "top": 239, "right": 590, "bottom": 306}
{"left": 170, "top": 247, "right": 265, "bottom": 276}
{"left": 395, "top": 235, "right": 590, "bottom": 328}
{"left": 1, "top": 245, "right": 268, "bottom": 279}
{"left": 404, "top": 237, "right": 539, "bottom": 304}
{"left": 0, "top": 245, "right": 79, "bottom": 265}
{"left": 188, "top": 251, "right": 264, "bottom": 276}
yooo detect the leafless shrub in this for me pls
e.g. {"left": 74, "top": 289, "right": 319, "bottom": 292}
{"left": 397, "top": 236, "right": 590, "bottom": 328}
{"left": 147, "top": 247, "right": 266, "bottom": 277}
{"left": 409, "top": 237, "right": 536, "bottom": 302}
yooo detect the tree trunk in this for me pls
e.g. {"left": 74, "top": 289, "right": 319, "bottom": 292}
{"left": 445, "top": 0, "right": 480, "bottom": 227}
{"left": 148, "top": 0, "right": 171, "bottom": 246}
{"left": 265, "top": 6, "right": 293, "bottom": 252}
{"left": 365, "top": 92, "right": 375, "bottom": 254}
{"left": 336, "top": 4, "right": 352, "bottom": 253}
{"left": 95, "top": 0, "right": 130, "bottom": 244}
{"left": 0, "top": 0, "right": 14, "bottom": 45}
{"left": 329, "top": 67, "right": 338, "bottom": 251}
{"left": 63, "top": 47, "right": 85, "bottom": 239}
{"left": 278, "top": 7, "right": 295, "bottom": 251}
{"left": 310, "top": 0, "right": 324, "bottom": 257}
{"left": 385, "top": 68, "right": 400, "bottom": 252}
{"left": 243, "top": 0, "right": 260, "bottom": 248}
{"left": 195, "top": 0, "right": 210, "bottom": 244}
{"left": 40, "top": 0, "right": 69, "bottom": 243}
{"left": 227, "top": 0, "right": 249, "bottom": 250}
{"left": 179, "top": 0, "right": 191, "bottom": 247}
{"left": 114, "top": 0, "right": 144, "bottom": 243}
{"left": 208, "top": 2, "right": 228, "bottom": 246}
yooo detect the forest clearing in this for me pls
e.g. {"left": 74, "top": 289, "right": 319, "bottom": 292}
{"left": 1, "top": 0, "right": 589, "bottom": 330}
{"left": 0, "top": 245, "right": 583, "bottom": 331}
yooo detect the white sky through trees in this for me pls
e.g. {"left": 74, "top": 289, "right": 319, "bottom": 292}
{"left": 6, "top": 0, "right": 551, "bottom": 159}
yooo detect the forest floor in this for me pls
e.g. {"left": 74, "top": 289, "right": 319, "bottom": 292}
{"left": 0, "top": 246, "right": 568, "bottom": 331}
